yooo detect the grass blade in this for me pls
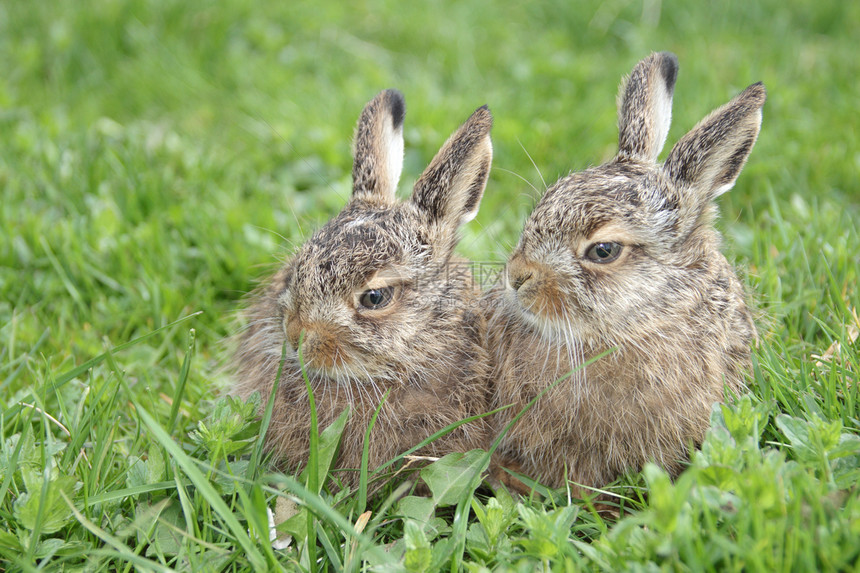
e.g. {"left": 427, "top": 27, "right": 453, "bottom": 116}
{"left": 358, "top": 389, "right": 389, "bottom": 515}
{"left": 167, "top": 328, "right": 196, "bottom": 434}
{"left": 134, "top": 403, "right": 268, "bottom": 570}
{"left": 246, "top": 342, "right": 288, "bottom": 482}
{"left": 297, "top": 333, "right": 319, "bottom": 573}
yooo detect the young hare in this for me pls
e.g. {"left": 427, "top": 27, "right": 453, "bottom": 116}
{"left": 232, "top": 89, "right": 494, "bottom": 489}
{"left": 488, "top": 52, "right": 765, "bottom": 493}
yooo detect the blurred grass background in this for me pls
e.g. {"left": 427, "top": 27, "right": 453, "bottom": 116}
{"left": 1, "top": 0, "right": 858, "bottom": 568}
{"left": 2, "top": 0, "right": 857, "bottom": 361}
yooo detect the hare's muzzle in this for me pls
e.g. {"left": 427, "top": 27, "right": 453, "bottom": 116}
{"left": 285, "top": 316, "right": 303, "bottom": 351}
{"left": 506, "top": 255, "right": 567, "bottom": 322}
{"left": 286, "top": 318, "right": 341, "bottom": 366}
{"left": 292, "top": 324, "right": 350, "bottom": 372}
{"left": 507, "top": 256, "right": 540, "bottom": 309}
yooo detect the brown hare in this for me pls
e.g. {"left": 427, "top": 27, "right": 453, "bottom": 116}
{"left": 487, "top": 52, "right": 765, "bottom": 494}
{"left": 232, "top": 89, "right": 494, "bottom": 489}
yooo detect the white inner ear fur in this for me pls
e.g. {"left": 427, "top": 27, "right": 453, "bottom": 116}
{"left": 711, "top": 180, "right": 735, "bottom": 198}
{"left": 449, "top": 134, "right": 492, "bottom": 225}
{"left": 686, "top": 105, "right": 763, "bottom": 200}
{"left": 711, "top": 107, "right": 763, "bottom": 198}
{"left": 384, "top": 118, "right": 404, "bottom": 198}
{"left": 650, "top": 72, "right": 674, "bottom": 160}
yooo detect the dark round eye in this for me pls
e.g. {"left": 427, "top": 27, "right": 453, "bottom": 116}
{"left": 358, "top": 286, "right": 395, "bottom": 310}
{"left": 585, "top": 242, "right": 623, "bottom": 263}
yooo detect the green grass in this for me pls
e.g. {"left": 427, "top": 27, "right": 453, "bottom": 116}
{"left": 2, "top": 0, "right": 859, "bottom": 570}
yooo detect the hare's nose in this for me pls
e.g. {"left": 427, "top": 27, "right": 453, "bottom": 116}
{"left": 507, "top": 254, "right": 538, "bottom": 294}
{"left": 285, "top": 317, "right": 303, "bottom": 351}
{"left": 511, "top": 271, "right": 533, "bottom": 292}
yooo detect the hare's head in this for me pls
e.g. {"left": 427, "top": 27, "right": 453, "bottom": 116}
{"left": 506, "top": 52, "right": 765, "bottom": 346}
{"left": 278, "top": 90, "right": 492, "bottom": 382}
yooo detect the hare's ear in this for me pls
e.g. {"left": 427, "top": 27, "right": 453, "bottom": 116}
{"left": 411, "top": 105, "right": 493, "bottom": 233}
{"left": 616, "top": 51, "right": 679, "bottom": 163}
{"left": 664, "top": 82, "right": 766, "bottom": 203}
{"left": 352, "top": 89, "right": 406, "bottom": 206}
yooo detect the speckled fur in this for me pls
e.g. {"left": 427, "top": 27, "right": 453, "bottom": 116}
{"left": 231, "top": 90, "right": 494, "bottom": 489}
{"left": 487, "top": 53, "right": 766, "bottom": 493}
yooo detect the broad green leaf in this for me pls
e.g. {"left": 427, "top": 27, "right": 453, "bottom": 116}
{"left": 830, "top": 434, "right": 860, "bottom": 459}
{"left": 143, "top": 502, "right": 186, "bottom": 558}
{"left": 211, "top": 459, "right": 250, "bottom": 495}
{"left": 147, "top": 444, "right": 166, "bottom": 483}
{"left": 127, "top": 446, "right": 168, "bottom": 489}
{"left": 471, "top": 497, "right": 512, "bottom": 547}
{"left": 721, "top": 395, "right": 770, "bottom": 442}
{"left": 403, "top": 520, "right": 431, "bottom": 573}
{"left": 696, "top": 465, "right": 739, "bottom": 490}
{"left": 465, "top": 522, "right": 490, "bottom": 556}
{"left": 117, "top": 498, "right": 170, "bottom": 539}
{"left": 126, "top": 456, "right": 148, "bottom": 489}
{"left": 397, "top": 495, "right": 447, "bottom": 540}
{"left": 420, "top": 450, "right": 489, "bottom": 507}
{"left": 832, "top": 437, "right": 860, "bottom": 489}
{"left": 776, "top": 414, "right": 843, "bottom": 464}
{"left": 279, "top": 506, "right": 310, "bottom": 545}
{"left": 429, "top": 537, "right": 456, "bottom": 571}
{"left": 13, "top": 474, "right": 80, "bottom": 534}
{"left": 33, "top": 537, "right": 65, "bottom": 560}
{"left": 0, "top": 529, "right": 23, "bottom": 554}
{"left": 775, "top": 414, "right": 816, "bottom": 462}
{"left": 397, "top": 496, "right": 435, "bottom": 525}
{"left": 642, "top": 464, "right": 685, "bottom": 534}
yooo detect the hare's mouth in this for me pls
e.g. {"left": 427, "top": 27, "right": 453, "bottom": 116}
{"left": 306, "top": 363, "right": 366, "bottom": 383}
{"left": 510, "top": 287, "right": 569, "bottom": 325}
{"left": 506, "top": 294, "right": 555, "bottom": 333}
{"left": 298, "top": 352, "right": 397, "bottom": 387}
{"left": 294, "top": 328, "right": 361, "bottom": 374}
{"left": 291, "top": 330, "right": 401, "bottom": 387}
{"left": 504, "top": 292, "right": 591, "bottom": 346}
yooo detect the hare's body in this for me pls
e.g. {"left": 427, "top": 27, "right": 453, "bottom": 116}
{"left": 488, "top": 53, "right": 764, "bottom": 492}
{"left": 487, "top": 236, "right": 754, "bottom": 489}
{"left": 232, "top": 90, "right": 494, "bottom": 488}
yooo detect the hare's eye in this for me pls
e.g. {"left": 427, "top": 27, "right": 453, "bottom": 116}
{"left": 585, "top": 242, "right": 622, "bottom": 264}
{"left": 359, "top": 286, "right": 395, "bottom": 310}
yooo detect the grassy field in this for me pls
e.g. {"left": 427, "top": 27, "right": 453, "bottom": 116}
{"left": 2, "top": 0, "right": 859, "bottom": 570}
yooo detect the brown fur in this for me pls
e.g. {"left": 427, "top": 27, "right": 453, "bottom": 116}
{"left": 231, "top": 90, "right": 494, "bottom": 489}
{"left": 486, "top": 53, "right": 765, "bottom": 493}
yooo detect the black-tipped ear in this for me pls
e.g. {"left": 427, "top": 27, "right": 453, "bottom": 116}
{"left": 411, "top": 105, "right": 493, "bottom": 234}
{"left": 664, "top": 82, "right": 766, "bottom": 203}
{"left": 352, "top": 89, "right": 406, "bottom": 206}
{"left": 616, "top": 51, "right": 679, "bottom": 163}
